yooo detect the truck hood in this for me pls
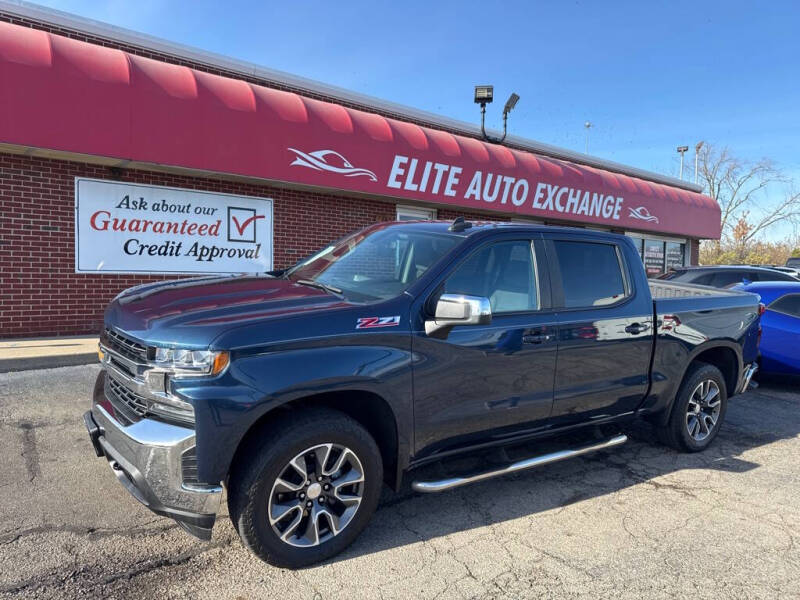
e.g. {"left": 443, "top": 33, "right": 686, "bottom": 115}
{"left": 104, "top": 275, "right": 349, "bottom": 348}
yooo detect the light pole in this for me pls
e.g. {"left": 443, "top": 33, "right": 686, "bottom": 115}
{"left": 694, "top": 141, "right": 704, "bottom": 185}
{"left": 474, "top": 86, "right": 520, "bottom": 144}
{"left": 677, "top": 145, "right": 689, "bottom": 180}
{"left": 584, "top": 121, "right": 592, "bottom": 154}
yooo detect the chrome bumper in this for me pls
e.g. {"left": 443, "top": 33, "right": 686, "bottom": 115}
{"left": 737, "top": 363, "right": 758, "bottom": 394}
{"left": 85, "top": 374, "right": 222, "bottom": 539}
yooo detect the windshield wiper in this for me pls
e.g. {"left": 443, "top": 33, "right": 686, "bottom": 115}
{"left": 296, "top": 279, "right": 344, "bottom": 296}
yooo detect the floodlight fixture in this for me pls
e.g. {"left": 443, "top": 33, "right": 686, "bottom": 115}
{"left": 474, "top": 85, "right": 519, "bottom": 143}
{"left": 503, "top": 93, "right": 520, "bottom": 115}
{"left": 474, "top": 85, "right": 494, "bottom": 105}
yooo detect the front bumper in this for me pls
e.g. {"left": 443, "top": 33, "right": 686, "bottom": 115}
{"left": 85, "top": 373, "right": 222, "bottom": 540}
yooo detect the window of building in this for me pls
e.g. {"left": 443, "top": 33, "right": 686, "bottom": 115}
{"left": 396, "top": 205, "right": 436, "bottom": 221}
{"left": 444, "top": 240, "right": 539, "bottom": 314}
{"left": 665, "top": 241, "right": 686, "bottom": 272}
{"left": 626, "top": 233, "right": 688, "bottom": 277}
{"left": 643, "top": 239, "right": 666, "bottom": 277}
{"left": 552, "top": 241, "right": 627, "bottom": 308}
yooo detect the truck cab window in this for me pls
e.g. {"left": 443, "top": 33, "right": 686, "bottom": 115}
{"left": 444, "top": 241, "right": 538, "bottom": 313}
{"left": 553, "top": 241, "right": 627, "bottom": 308}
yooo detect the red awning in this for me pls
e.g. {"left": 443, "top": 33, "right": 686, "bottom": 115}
{"left": 0, "top": 21, "right": 721, "bottom": 238}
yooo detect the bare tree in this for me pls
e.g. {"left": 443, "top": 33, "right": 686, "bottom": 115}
{"left": 696, "top": 143, "right": 800, "bottom": 244}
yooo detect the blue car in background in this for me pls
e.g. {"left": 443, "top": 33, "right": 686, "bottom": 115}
{"left": 735, "top": 282, "right": 800, "bottom": 376}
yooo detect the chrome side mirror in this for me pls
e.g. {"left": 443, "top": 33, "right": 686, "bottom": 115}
{"left": 425, "top": 294, "right": 492, "bottom": 338}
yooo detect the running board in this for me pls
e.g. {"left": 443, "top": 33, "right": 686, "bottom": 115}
{"left": 411, "top": 434, "right": 628, "bottom": 493}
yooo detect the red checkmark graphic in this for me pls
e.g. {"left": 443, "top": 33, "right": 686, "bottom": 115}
{"left": 230, "top": 214, "right": 265, "bottom": 235}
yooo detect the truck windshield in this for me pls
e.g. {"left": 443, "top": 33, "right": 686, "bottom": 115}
{"left": 286, "top": 226, "right": 460, "bottom": 301}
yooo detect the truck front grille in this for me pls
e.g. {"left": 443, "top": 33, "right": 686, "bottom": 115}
{"left": 104, "top": 373, "right": 195, "bottom": 427}
{"left": 105, "top": 375, "right": 148, "bottom": 425}
{"left": 104, "top": 328, "right": 149, "bottom": 363}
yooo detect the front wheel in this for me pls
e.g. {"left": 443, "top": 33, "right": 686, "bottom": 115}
{"left": 228, "top": 408, "right": 383, "bottom": 567}
{"left": 658, "top": 362, "right": 728, "bottom": 452}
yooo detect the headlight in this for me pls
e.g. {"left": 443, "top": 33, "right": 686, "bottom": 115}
{"left": 153, "top": 347, "right": 230, "bottom": 377}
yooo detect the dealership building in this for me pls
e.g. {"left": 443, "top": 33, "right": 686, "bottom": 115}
{"left": 0, "top": 2, "right": 721, "bottom": 338}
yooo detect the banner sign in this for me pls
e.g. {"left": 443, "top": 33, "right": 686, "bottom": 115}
{"left": 75, "top": 178, "right": 272, "bottom": 274}
{"left": 2, "top": 21, "right": 721, "bottom": 239}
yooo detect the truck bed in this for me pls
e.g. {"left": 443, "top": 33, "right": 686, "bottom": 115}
{"left": 650, "top": 280, "right": 760, "bottom": 317}
{"left": 648, "top": 280, "right": 742, "bottom": 298}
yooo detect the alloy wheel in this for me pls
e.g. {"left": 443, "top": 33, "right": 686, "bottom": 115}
{"left": 267, "top": 443, "right": 365, "bottom": 547}
{"left": 686, "top": 379, "right": 721, "bottom": 442}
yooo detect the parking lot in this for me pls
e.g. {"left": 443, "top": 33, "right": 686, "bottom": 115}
{"left": 1, "top": 364, "right": 799, "bottom": 599}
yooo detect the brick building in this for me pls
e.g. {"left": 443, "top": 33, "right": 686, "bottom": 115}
{"left": 0, "top": 1, "right": 721, "bottom": 338}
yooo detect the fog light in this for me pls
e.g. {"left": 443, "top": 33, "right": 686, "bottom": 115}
{"left": 145, "top": 370, "right": 166, "bottom": 393}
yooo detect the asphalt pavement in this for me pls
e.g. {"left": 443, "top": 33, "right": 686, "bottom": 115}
{"left": 1, "top": 364, "right": 799, "bottom": 599}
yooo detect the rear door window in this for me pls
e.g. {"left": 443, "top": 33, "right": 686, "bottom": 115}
{"left": 688, "top": 272, "right": 714, "bottom": 286}
{"left": 552, "top": 241, "right": 627, "bottom": 308}
{"left": 757, "top": 270, "right": 797, "bottom": 282}
{"left": 743, "top": 271, "right": 762, "bottom": 282}
{"left": 709, "top": 271, "right": 748, "bottom": 288}
{"left": 769, "top": 294, "right": 800, "bottom": 317}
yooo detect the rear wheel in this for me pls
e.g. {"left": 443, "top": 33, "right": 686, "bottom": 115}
{"left": 658, "top": 362, "right": 727, "bottom": 452}
{"left": 228, "top": 408, "right": 383, "bottom": 567}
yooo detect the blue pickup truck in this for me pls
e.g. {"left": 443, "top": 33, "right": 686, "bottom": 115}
{"left": 84, "top": 219, "right": 761, "bottom": 567}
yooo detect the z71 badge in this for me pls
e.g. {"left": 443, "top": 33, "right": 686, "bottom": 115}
{"left": 356, "top": 316, "right": 401, "bottom": 329}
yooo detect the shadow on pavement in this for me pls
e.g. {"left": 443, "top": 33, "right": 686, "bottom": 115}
{"left": 333, "top": 382, "right": 800, "bottom": 563}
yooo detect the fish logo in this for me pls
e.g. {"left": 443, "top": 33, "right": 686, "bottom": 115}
{"left": 288, "top": 148, "right": 377, "bottom": 182}
{"left": 628, "top": 206, "right": 659, "bottom": 223}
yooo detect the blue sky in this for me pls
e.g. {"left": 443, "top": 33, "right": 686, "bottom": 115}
{"left": 36, "top": 0, "right": 800, "bottom": 234}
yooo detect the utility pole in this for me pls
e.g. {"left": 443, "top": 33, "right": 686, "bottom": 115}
{"left": 584, "top": 121, "right": 592, "bottom": 154}
{"left": 694, "top": 141, "right": 704, "bottom": 185}
{"left": 677, "top": 145, "right": 689, "bottom": 180}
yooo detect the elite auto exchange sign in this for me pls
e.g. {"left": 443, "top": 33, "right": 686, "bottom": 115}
{"left": 75, "top": 178, "right": 273, "bottom": 274}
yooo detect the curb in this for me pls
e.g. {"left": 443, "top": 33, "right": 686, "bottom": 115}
{"left": 0, "top": 353, "right": 99, "bottom": 373}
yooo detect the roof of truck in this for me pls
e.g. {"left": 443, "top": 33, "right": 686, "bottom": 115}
{"left": 388, "top": 219, "right": 628, "bottom": 240}
{"left": 670, "top": 265, "right": 791, "bottom": 273}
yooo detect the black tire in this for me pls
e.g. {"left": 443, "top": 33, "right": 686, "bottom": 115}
{"left": 228, "top": 408, "right": 383, "bottom": 568}
{"left": 658, "top": 362, "right": 728, "bottom": 452}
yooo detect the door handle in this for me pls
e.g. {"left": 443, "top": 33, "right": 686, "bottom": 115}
{"left": 624, "top": 322, "right": 649, "bottom": 335}
{"left": 523, "top": 333, "right": 553, "bottom": 344}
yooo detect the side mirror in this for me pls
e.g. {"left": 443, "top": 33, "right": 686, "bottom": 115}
{"left": 425, "top": 294, "right": 492, "bottom": 338}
